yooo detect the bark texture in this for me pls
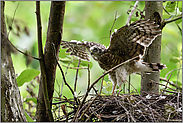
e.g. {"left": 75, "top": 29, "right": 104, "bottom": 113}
{"left": 1, "top": 1, "right": 27, "bottom": 122}
{"left": 141, "top": 1, "right": 163, "bottom": 95}
{"left": 36, "top": 1, "right": 66, "bottom": 121}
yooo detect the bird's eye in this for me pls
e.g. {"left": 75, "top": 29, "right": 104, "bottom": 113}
{"left": 93, "top": 48, "right": 98, "bottom": 52}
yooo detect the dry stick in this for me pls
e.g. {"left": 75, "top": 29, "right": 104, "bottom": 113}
{"left": 1, "top": 32, "right": 40, "bottom": 60}
{"left": 163, "top": 73, "right": 172, "bottom": 94}
{"left": 114, "top": 97, "right": 136, "bottom": 122}
{"left": 35, "top": 1, "right": 53, "bottom": 121}
{"left": 51, "top": 43, "right": 79, "bottom": 106}
{"left": 160, "top": 77, "right": 182, "bottom": 90}
{"left": 128, "top": 75, "right": 131, "bottom": 93}
{"left": 177, "top": 91, "right": 180, "bottom": 114}
{"left": 62, "top": 65, "right": 88, "bottom": 69}
{"left": 150, "top": 79, "right": 177, "bottom": 91}
{"left": 126, "top": 1, "right": 139, "bottom": 26}
{"left": 87, "top": 64, "right": 90, "bottom": 92}
{"left": 165, "top": 68, "right": 182, "bottom": 79}
{"left": 72, "top": 55, "right": 139, "bottom": 121}
{"left": 74, "top": 59, "right": 81, "bottom": 92}
{"left": 7, "top": 2, "right": 20, "bottom": 37}
{"left": 109, "top": 11, "right": 118, "bottom": 36}
{"left": 87, "top": 64, "right": 98, "bottom": 95}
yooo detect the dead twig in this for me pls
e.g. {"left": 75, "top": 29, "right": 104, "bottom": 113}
{"left": 109, "top": 11, "right": 119, "bottom": 36}
{"left": 160, "top": 77, "right": 182, "bottom": 90}
{"left": 74, "top": 59, "right": 81, "bottom": 92}
{"left": 62, "top": 65, "right": 88, "bottom": 69}
{"left": 126, "top": 1, "right": 139, "bottom": 26}
{"left": 150, "top": 79, "right": 177, "bottom": 91}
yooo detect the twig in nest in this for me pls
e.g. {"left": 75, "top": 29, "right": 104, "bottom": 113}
{"left": 61, "top": 104, "right": 68, "bottom": 122}
{"left": 77, "top": 94, "right": 99, "bottom": 122}
{"left": 126, "top": 1, "right": 139, "bottom": 26}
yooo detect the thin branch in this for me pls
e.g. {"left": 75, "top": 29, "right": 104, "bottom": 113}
{"left": 51, "top": 43, "right": 79, "bottom": 106}
{"left": 62, "top": 65, "right": 88, "bottom": 69}
{"left": 36, "top": 1, "right": 53, "bottom": 121}
{"left": 162, "top": 15, "right": 182, "bottom": 29}
{"left": 1, "top": 32, "right": 40, "bottom": 60}
{"left": 150, "top": 79, "right": 177, "bottom": 91}
{"left": 87, "top": 64, "right": 90, "bottom": 92}
{"left": 7, "top": 2, "right": 20, "bottom": 37}
{"left": 126, "top": 1, "right": 139, "bottom": 26}
{"left": 74, "top": 59, "right": 81, "bottom": 92}
{"left": 160, "top": 77, "right": 182, "bottom": 90}
{"left": 109, "top": 11, "right": 119, "bottom": 36}
{"left": 163, "top": 73, "right": 172, "bottom": 91}
{"left": 128, "top": 75, "right": 131, "bottom": 93}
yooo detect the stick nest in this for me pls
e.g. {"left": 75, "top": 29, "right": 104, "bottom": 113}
{"left": 54, "top": 93, "right": 182, "bottom": 122}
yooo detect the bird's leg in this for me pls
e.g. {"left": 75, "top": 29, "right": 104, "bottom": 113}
{"left": 111, "top": 82, "right": 117, "bottom": 95}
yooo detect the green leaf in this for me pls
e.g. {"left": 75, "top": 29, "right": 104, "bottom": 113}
{"left": 165, "top": 1, "right": 176, "bottom": 13}
{"left": 103, "top": 80, "right": 112, "bottom": 92}
{"left": 24, "top": 98, "right": 37, "bottom": 104}
{"left": 169, "top": 57, "right": 180, "bottom": 63}
{"left": 178, "top": 1, "right": 182, "bottom": 12}
{"left": 175, "top": 16, "right": 182, "bottom": 24}
{"left": 25, "top": 111, "right": 34, "bottom": 122}
{"left": 17, "top": 69, "right": 40, "bottom": 87}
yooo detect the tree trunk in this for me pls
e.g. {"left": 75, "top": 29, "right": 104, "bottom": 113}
{"left": 141, "top": 1, "right": 163, "bottom": 95}
{"left": 36, "top": 1, "right": 66, "bottom": 121}
{"left": 1, "top": 1, "right": 27, "bottom": 122}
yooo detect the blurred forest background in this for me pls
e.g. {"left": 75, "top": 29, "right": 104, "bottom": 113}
{"left": 4, "top": 1, "right": 182, "bottom": 119}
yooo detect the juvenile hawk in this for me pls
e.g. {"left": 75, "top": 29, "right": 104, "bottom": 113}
{"left": 61, "top": 15, "right": 166, "bottom": 94}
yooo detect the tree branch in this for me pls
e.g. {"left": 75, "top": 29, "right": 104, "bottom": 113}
{"left": 161, "top": 15, "right": 182, "bottom": 29}
{"left": 35, "top": 1, "right": 53, "bottom": 121}
{"left": 126, "top": 1, "right": 139, "bottom": 25}
{"left": 36, "top": 1, "right": 66, "bottom": 121}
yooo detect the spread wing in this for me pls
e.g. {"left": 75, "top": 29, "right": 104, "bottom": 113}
{"left": 108, "top": 19, "right": 161, "bottom": 61}
{"left": 61, "top": 40, "right": 106, "bottom": 61}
